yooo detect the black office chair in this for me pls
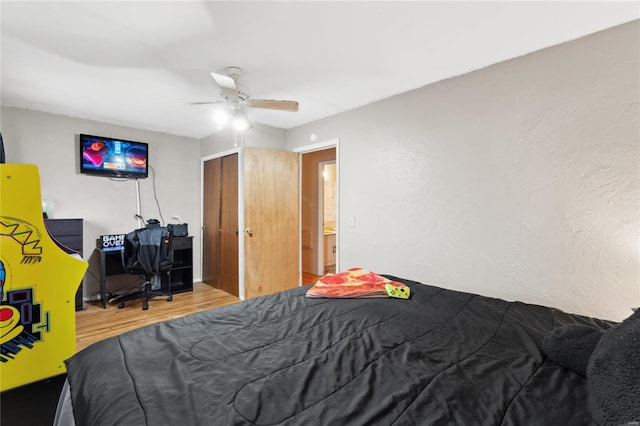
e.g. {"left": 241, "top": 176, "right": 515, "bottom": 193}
{"left": 119, "top": 225, "right": 174, "bottom": 310}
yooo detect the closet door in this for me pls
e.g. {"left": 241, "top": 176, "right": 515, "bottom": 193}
{"left": 202, "top": 157, "right": 221, "bottom": 286}
{"left": 243, "top": 148, "right": 298, "bottom": 299}
{"left": 218, "top": 154, "right": 239, "bottom": 295}
{"left": 202, "top": 154, "right": 239, "bottom": 296}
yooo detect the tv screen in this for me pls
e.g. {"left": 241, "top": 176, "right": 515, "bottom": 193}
{"left": 80, "top": 134, "right": 148, "bottom": 179}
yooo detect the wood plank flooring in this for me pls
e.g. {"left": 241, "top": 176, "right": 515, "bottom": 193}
{"left": 76, "top": 274, "right": 322, "bottom": 352}
{"left": 301, "top": 271, "right": 322, "bottom": 285}
{"left": 75, "top": 282, "right": 240, "bottom": 352}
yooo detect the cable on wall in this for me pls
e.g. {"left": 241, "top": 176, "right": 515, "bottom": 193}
{"left": 149, "top": 165, "right": 165, "bottom": 225}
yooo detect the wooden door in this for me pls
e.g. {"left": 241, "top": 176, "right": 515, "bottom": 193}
{"left": 218, "top": 155, "right": 238, "bottom": 295}
{"left": 202, "top": 158, "right": 221, "bottom": 286}
{"left": 202, "top": 154, "right": 239, "bottom": 296}
{"left": 243, "top": 148, "right": 299, "bottom": 299}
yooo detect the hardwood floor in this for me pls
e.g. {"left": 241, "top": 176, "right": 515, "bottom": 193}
{"left": 302, "top": 271, "right": 322, "bottom": 285}
{"left": 76, "top": 274, "right": 323, "bottom": 352}
{"left": 75, "top": 282, "right": 240, "bottom": 352}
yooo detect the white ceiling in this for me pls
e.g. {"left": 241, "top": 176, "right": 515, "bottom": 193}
{"left": 1, "top": 1, "right": 638, "bottom": 139}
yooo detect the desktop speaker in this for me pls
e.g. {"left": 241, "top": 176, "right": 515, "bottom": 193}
{"left": 168, "top": 223, "right": 188, "bottom": 237}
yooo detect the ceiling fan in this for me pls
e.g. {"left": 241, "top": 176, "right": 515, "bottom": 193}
{"left": 193, "top": 66, "right": 299, "bottom": 113}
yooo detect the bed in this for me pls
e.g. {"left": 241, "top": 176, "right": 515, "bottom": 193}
{"left": 58, "top": 275, "right": 639, "bottom": 425}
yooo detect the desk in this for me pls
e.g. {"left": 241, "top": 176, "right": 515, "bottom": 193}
{"left": 97, "top": 236, "right": 194, "bottom": 308}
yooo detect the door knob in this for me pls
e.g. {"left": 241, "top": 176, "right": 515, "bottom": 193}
{"left": 245, "top": 228, "right": 254, "bottom": 236}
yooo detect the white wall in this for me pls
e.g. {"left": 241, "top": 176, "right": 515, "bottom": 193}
{"left": 200, "top": 123, "right": 286, "bottom": 158}
{"left": 0, "top": 107, "right": 202, "bottom": 300}
{"left": 286, "top": 21, "right": 640, "bottom": 321}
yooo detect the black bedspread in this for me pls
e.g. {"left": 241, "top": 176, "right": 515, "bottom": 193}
{"left": 65, "top": 277, "right": 613, "bottom": 425}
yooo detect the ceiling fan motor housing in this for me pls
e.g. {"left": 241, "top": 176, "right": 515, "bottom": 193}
{"left": 208, "top": 66, "right": 299, "bottom": 112}
{"left": 226, "top": 66, "right": 244, "bottom": 82}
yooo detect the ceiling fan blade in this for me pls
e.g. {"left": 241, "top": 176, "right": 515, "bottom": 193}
{"left": 210, "top": 72, "right": 236, "bottom": 90}
{"left": 247, "top": 99, "right": 299, "bottom": 112}
{"left": 186, "top": 100, "right": 225, "bottom": 105}
{"left": 210, "top": 72, "right": 238, "bottom": 100}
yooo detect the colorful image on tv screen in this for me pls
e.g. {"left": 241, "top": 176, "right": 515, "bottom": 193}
{"left": 81, "top": 136, "right": 147, "bottom": 174}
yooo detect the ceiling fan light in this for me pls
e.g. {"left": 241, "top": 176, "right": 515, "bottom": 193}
{"left": 213, "top": 109, "right": 230, "bottom": 126}
{"left": 232, "top": 117, "right": 250, "bottom": 132}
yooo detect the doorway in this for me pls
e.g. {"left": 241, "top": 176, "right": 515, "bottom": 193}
{"left": 299, "top": 142, "right": 338, "bottom": 279}
{"left": 319, "top": 161, "right": 336, "bottom": 274}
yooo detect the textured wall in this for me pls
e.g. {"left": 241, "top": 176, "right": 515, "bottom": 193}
{"left": 286, "top": 21, "right": 639, "bottom": 321}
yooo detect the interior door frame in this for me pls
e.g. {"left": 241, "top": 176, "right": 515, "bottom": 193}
{"left": 317, "top": 160, "right": 336, "bottom": 275}
{"left": 200, "top": 148, "right": 245, "bottom": 299}
{"left": 293, "top": 138, "right": 340, "bottom": 284}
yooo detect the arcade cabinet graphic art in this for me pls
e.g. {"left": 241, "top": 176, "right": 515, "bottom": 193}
{"left": 0, "top": 164, "right": 87, "bottom": 391}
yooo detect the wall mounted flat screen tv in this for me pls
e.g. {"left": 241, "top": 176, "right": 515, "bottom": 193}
{"left": 80, "top": 134, "right": 149, "bottom": 179}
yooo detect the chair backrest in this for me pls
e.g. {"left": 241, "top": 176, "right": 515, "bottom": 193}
{"left": 122, "top": 226, "right": 173, "bottom": 276}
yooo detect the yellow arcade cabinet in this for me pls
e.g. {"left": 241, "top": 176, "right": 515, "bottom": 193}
{"left": 0, "top": 164, "right": 88, "bottom": 391}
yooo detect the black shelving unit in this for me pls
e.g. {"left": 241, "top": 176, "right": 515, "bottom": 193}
{"left": 163, "top": 236, "right": 193, "bottom": 294}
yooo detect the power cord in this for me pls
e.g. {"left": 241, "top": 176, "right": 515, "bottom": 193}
{"left": 149, "top": 165, "right": 165, "bottom": 225}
